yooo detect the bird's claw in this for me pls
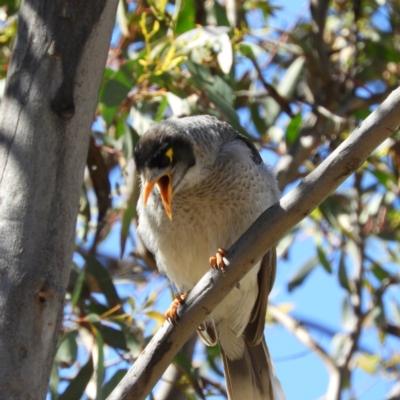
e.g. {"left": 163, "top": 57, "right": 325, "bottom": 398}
{"left": 209, "top": 248, "right": 228, "bottom": 275}
{"left": 165, "top": 292, "right": 188, "bottom": 324}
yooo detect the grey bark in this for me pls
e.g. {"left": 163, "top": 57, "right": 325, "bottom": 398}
{"left": 0, "top": 0, "right": 118, "bottom": 398}
{"left": 107, "top": 87, "right": 400, "bottom": 400}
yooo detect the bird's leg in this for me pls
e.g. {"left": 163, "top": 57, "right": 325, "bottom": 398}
{"left": 209, "top": 248, "right": 228, "bottom": 274}
{"left": 165, "top": 292, "right": 188, "bottom": 324}
{"left": 210, "top": 248, "right": 240, "bottom": 289}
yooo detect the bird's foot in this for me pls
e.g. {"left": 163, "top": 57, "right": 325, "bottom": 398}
{"left": 210, "top": 248, "right": 240, "bottom": 288}
{"left": 209, "top": 248, "right": 229, "bottom": 275}
{"left": 165, "top": 292, "right": 188, "bottom": 324}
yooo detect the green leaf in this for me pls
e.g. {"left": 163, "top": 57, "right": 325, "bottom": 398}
{"left": 122, "top": 121, "right": 140, "bottom": 161}
{"left": 371, "top": 264, "right": 391, "bottom": 281}
{"left": 331, "top": 333, "right": 349, "bottom": 360}
{"left": 98, "top": 67, "right": 115, "bottom": 99}
{"left": 263, "top": 56, "right": 305, "bottom": 127}
{"left": 238, "top": 42, "right": 265, "bottom": 60}
{"left": 342, "top": 294, "right": 355, "bottom": 330}
{"left": 186, "top": 60, "right": 213, "bottom": 82}
{"left": 102, "top": 79, "right": 130, "bottom": 108}
{"left": 354, "top": 109, "right": 371, "bottom": 121}
{"left": 276, "top": 230, "right": 295, "bottom": 259}
{"left": 317, "top": 246, "right": 332, "bottom": 273}
{"left": 99, "top": 61, "right": 136, "bottom": 126}
{"left": 365, "top": 40, "right": 400, "bottom": 63}
{"left": 318, "top": 195, "right": 349, "bottom": 230}
{"left": 86, "top": 313, "right": 102, "bottom": 323}
{"left": 127, "top": 331, "right": 142, "bottom": 358}
{"left": 213, "top": 1, "right": 230, "bottom": 26}
{"left": 49, "top": 361, "right": 59, "bottom": 400}
{"left": 55, "top": 331, "right": 78, "bottom": 367}
{"left": 213, "top": 75, "right": 234, "bottom": 105}
{"left": 288, "top": 256, "right": 319, "bottom": 292}
{"left": 368, "top": 304, "right": 386, "bottom": 327}
{"left": 173, "top": 351, "right": 193, "bottom": 374}
{"left": 120, "top": 169, "right": 139, "bottom": 257}
{"left": 85, "top": 302, "right": 110, "bottom": 316}
{"left": 355, "top": 353, "right": 380, "bottom": 374}
{"left": 154, "top": 96, "right": 169, "bottom": 121}
{"left": 95, "top": 323, "right": 128, "bottom": 350}
{"left": 205, "top": 344, "right": 224, "bottom": 376}
{"left": 58, "top": 356, "right": 94, "bottom": 400}
{"left": 286, "top": 114, "right": 302, "bottom": 147}
{"left": 187, "top": 62, "right": 241, "bottom": 130}
{"left": 84, "top": 255, "right": 122, "bottom": 308}
{"left": 79, "top": 185, "right": 90, "bottom": 241}
{"left": 101, "top": 104, "right": 119, "bottom": 127}
{"left": 391, "top": 301, "right": 400, "bottom": 326}
{"left": 71, "top": 266, "right": 86, "bottom": 308}
{"left": 277, "top": 56, "right": 305, "bottom": 98}
{"left": 173, "top": 351, "right": 204, "bottom": 398}
{"left": 250, "top": 103, "right": 267, "bottom": 135}
{"left": 94, "top": 327, "right": 105, "bottom": 400}
{"left": 371, "top": 169, "right": 396, "bottom": 189}
{"left": 120, "top": 197, "right": 135, "bottom": 258}
{"left": 338, "top": 250, "right": 351, "bottom": 292}
{"left": 100, "top": 369, "right": 128, "bottom": 400}
{"left": 175, "top": 0, "right": 195, "bottom": 34}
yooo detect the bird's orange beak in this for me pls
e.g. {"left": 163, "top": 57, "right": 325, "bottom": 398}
{"left": 143, "top": 174, "right": 173, "bottom": 220}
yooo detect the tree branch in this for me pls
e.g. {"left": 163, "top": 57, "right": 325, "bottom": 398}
{"left": 310, "top": 0, "right": 332, "bottom": 94}
{"left": 268, "top": 304, "right": 336, "bottom": 372}
{"left": 107, "top": 87, "right": 400, "bottom": 400}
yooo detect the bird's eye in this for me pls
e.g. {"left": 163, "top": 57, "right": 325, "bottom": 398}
{"left": 157, "top": 147, "right": 174, "bottom": 169}
{"left": 158, "top": 155, "right": 170, "bottom": 169}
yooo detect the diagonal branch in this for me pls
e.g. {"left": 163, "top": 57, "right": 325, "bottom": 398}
{"left": 268, "top": 304, "right": 337, "bottom": 373}
{"left": 107, "top": 87, "right": 400, "bottom": 400}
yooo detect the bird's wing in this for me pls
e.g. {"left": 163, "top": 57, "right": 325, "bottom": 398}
{"left": 222, "top": 337, "right": 285, "bottom": 400}
{"left": 235, "top": 133, "right": 263, "bottom": 164}
{"left": 244, "top": 247, "right": 277, "bottom": 346}
{"left": 196, "top": 320, "right": 217, "bottom": 346}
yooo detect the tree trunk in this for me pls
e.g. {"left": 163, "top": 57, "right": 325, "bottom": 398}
{"left": 0, "top": 0, "right": 118, "bottom": 398}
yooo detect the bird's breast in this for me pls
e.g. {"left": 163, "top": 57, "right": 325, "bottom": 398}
{"left": 137, "top": 160, "right": 278, "bottom": 294}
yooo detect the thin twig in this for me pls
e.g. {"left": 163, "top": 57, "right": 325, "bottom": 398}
{"left": 268, "top": 304, "right": 337, "bottom": 373}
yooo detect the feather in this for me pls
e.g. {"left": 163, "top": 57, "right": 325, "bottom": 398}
{"left": 222, "top": 338, "right": 285, "bottom": 400}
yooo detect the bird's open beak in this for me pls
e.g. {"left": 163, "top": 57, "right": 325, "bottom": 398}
{"left": 143, "top": 174, "right": 173, "bottom": 220}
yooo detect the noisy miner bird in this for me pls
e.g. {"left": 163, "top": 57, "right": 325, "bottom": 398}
{"left": 134, "top": 115, "right": 285, "bottom": 400}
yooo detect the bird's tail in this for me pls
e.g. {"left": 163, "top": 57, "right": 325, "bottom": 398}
{"left": 221, "top": 338, "right": 285, "bottom": 400}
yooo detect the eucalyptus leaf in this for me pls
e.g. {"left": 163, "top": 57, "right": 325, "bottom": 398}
{"left": 288, "top": 256, "right": 319, "bottom": 292}
{"left": 100, "top": 369, "right": 128, "bottom": 400}
{"left": 58, "top": 356, "right": 94, "bottom": 400}
{"left": 55, "top": 331, "right": 78, "bottom": 367}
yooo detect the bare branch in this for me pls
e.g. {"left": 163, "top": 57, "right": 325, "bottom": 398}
{"left": 250, "top": 57, "right": 293, "bottom": 118}
{"left": 107, "top": 87, "right": 400, "bottom": 400}
{"left": 268, "top": 304, "right": 336, "bottom": 372}
{"left": 382, "top": 323, "right": 400, "bottom": 338}
{"left": 310, "top": 0, "right": 332, "bottom": 93}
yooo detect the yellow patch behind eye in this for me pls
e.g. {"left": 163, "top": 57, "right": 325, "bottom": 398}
{"left": 165, "top": 147, "right": 174, "bottom": 163}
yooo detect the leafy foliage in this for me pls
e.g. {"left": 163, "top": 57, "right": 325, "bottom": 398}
{"left": 1, "top": 0, "right": 400, "bottom": 398}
